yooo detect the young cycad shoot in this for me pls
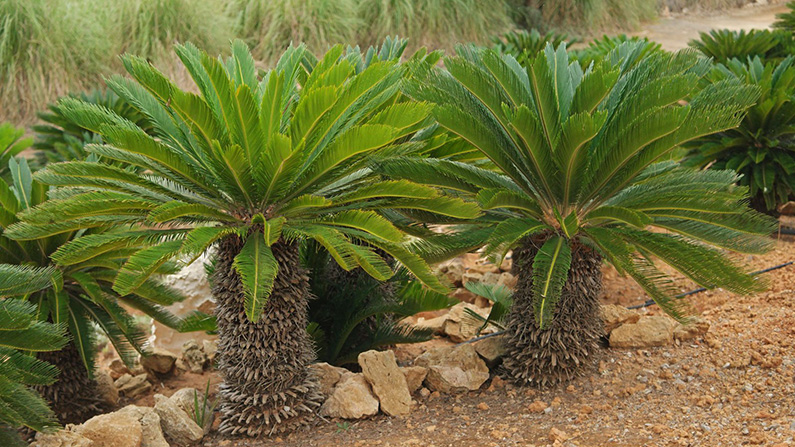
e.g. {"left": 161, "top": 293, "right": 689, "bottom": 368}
{"left": 401, "top": 43, "right": 777, "bottom": 384}
{"left": 8, "top": 41, "right": 477, "bottom": 435}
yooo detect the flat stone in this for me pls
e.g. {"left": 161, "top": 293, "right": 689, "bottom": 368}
{"left": 609, "top": 316, "right": 676, "bottom": 348}
{"left": 320, "top": 373, "right": 379, "bottom": 419}
{"left": 116, "top": 405, "right": 169, "bottom": 447}
{"left": 473, "top": 335, "right": 507, "bottom": 367}
{"left": 140, "top": 348, "right": 177, "bottom": 375}
{"left": 153, "top": 394, "right": 204, "bottom": 445}
{"left": 31, "top": 431, "right": 94, "bottom": 447}
{"left": 308, "top": 362, "right": 348, "bottom": 399}
{"left": 359, "top": 350, "right": 411, "bottom": 416}
{"left": 442, "top": 302, "right": 492, "bottom": 343}
{"left": 415, "top": 344, "right": 489, "bottom": 393}
{"left": 674, "top": 318, "right": 710, "bottom": 341}
{"left": 75, "top": 408, "right": 143, "bottom": 447}
{"left": 600, "top": 304, "right": 640, "bottom": 334}
{"left": 115, "top": 373, "right": 151, "bottom": 398}
{"left": 401, "top": 366, "right": 428, "bottom": 394}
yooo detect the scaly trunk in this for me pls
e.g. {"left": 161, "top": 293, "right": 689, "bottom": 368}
{"left": 502, "top": 238, "right": 603, "bottom": 386}
{"left": 35, "top": 342, "right": 102, "bottom": 424}
{"left": 213, "top": 237, "right": 322, "bottom": 437}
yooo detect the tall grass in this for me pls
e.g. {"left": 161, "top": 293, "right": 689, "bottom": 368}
{"left": 227, "top": 0, "right": 362, "bottom": 63}
{"left": 103, "top": 0, "right": 233, "bottom": 65}
{"left": 358, "top": 0, "right": 512, "bottom": 49}
{"left": 533, "top": 0, "right": 657, "bottom": 33}
{"left": 0, "top": 0, "right": 110, "bottom": 123}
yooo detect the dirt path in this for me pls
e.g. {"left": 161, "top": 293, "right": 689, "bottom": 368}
{"left": 632, "top": 3, "right": 788, "bottom": 51}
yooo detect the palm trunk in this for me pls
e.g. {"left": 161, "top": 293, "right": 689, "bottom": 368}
{"left": 502, "top": 238, "right": 603, "bottom": 386}
{"left": 35, "top": 342, "right": 102, "bottom": 424}
{"left": 213, "top": 236, "right": 322, "bottom": 437}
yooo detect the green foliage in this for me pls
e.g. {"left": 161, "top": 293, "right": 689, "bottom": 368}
{"left": 0, "top": 266, "right": 66, "bottom": 445}
{"left": 13, "top": 41, "right": 471, "bottom": 323}
{"left": 0, "top": 123, "right": 32, "bottom": 181}
{"left": 191, "top": 379, "right": 217, "bottom": 429}
{"left": 686, "top": 56, "right": 795, "bottom": 211}
{"left": 0, "top": 0, "right": 110, "bottom": 124}
{"left": 773, "top": 1, "right": 795, "bottom": 33}
{"left": 0, "top": 157, "right": 188, "bottom": 376}
{"left": 689, "top": 29, "right": 795, "bottom": 64}
{"left": 33, "top": 89, "right": 154, "bottom": 164}
{"left": 303, "top": 241, "right": 454, "bottom": 366}
{"left": 493, "top": 29, "right": 578, "bottom": 67}
{"left": 358, "top": 0, "right": 512, "bottom": 50}
{"left": 571, "top": 34, "right": 664, "bottom": 69}
{"left": 104, "top": 0, "right": 232, "bottom": 65}
{"left": 227, "top": 0, "right": 361, "bottom": 63}
{"left": 402, "top": 42, "right": 776, "bottom": 328}
{"left": 461, "top": 281, "right": 513, "bottom": 332}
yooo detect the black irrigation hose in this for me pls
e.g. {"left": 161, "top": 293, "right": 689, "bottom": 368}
{"left": 627, "top": 260, "right": 794, "bottom": 309}
{"left": 460, "top": 260, "right": 794, "bottom": 345}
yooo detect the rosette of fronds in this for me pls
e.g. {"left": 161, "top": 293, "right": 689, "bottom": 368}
{"left": 571, "top": 34, "right": 663, "bottom": 69}
{"left": 773, "top": 1, "right": 795, "bottom": 33}
{"left": 689, "top": 29, "right": 795, "bottom": 64}
{"left": 398, "top": 42, "right": 776, "bottom": 384}
{"left": 0, "top": 265, "right": 67, "bottom": 446}
{"left": 493, "top": 29, "right": 578, "bottom": 67}
{"left": 685, "top": 56, "right": 795, "bottom": 212}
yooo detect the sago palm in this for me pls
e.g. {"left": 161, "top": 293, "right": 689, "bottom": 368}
{"left": 402, "top": 43, "right": 776, "bottom": 385}
{"left": 11, "top": 41, "right": 476, "bottom": 435}
{"left": 0, "top": 265, "right": 66, "bottom": 447}
{"left": 1, "top": 158, "right": 187, "bottom": 423}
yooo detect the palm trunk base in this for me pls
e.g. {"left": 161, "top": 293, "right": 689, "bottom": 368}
{"left": 502, "top": 239, "right": 603, "bottom": 386}
{"left": 213, "top": 238, "right": 322, "bottom": 437}
{"left": 35, "top": 343, "right": 103, "bottom": 424}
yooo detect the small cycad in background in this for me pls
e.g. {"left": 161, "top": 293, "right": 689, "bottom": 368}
{"left": 686, "top": 56, "right": 795, "bottom": 212}
{"left": 689, "top": 29, "right": 795, "bottom": 64}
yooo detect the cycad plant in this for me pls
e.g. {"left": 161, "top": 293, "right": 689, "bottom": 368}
{"left": 571, "top": 34, "right": 663, "bottom": 70}
{"left": 493, "top": 29, "right": 577, "bottom": 67}
{"left": 1, "top": 158, "right": 187, "bottom": 423}
{"left": 13, "top": 41, "right": 476, "bottom": 435}
{"left": 0, "top": 265, "right": 66, "bottom": 447}
{"left": 685, "top": 56, "right": 795, "bottom": 212}
{"left": 403, "top": 43, "right": 776, "bottom": 385}
{"left": 689, "top": 29, "right": 795, "bottom": 64}
{"left": 773, "top": 1, "right": 795, "bottom": 33}
{"left": 0, "top": 123, "right": 32, "bottom": 181}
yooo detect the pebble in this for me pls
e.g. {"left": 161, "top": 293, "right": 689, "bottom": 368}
{"left": 477, "top": 402, "right": 489, "bottom": 411}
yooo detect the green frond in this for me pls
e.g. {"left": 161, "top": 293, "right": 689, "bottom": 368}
{"left": 233, "top": 234, "right": 279, "bottom": 322}
{"left": 531, "top": 235, "right": 572, "bottom": 329}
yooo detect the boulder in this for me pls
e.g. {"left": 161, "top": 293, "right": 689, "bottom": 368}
{"left": 31, "top": 431, "right": 94, "bottom": 447}
{"left": 400, "top": 366, "right": 428, "bottom": 394}
{"left": 74, "top": 408, "right": 144, "bottom": 447}
{"left": 674, "top": 318, "right": 710, "bottom": 341}
{"left": 308, "top": 362, "right": 348, "bottom": 399}
{"left": 153, "top": 394, "right": 204, "bottom": 445}
{"left": 95, "top": 370, "right": 119, "bottom": 407}
{"left": 320, "top": 373, "right": 379, "bottom": 419}
{"left": 442, "top": 302, "right": 491, "bottom": 343}
{"left": 359, "top": 350, "right": 411, "bottom": 416}
{"left": 115, "top": 373, "right": 151, "bottom": 398}
{"left": 169, "top": 388, "right": 214, "bottom": 434}
{"left": 473, "top": 335, "right": 507, "bottom": 367}
{"left": 414, "top": 344, "right": 490, "bottom": 393}
{"left": 116, "top": 405, "right": 169, "bottom": 447}
{"left": 609, "top": 316, "right": 676, "bottom": 348}
{"left": 600, "top": 304, "right": 640, "bottom": 334}
{"left": 140, "top": 348, "right": 178, "bottom": 376}
{"left": 176, "top": 340, "right": 206, "bottom": 373}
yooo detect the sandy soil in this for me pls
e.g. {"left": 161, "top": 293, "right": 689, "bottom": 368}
{"left": 632, "top": 3, "right": 789, "bottom": 51}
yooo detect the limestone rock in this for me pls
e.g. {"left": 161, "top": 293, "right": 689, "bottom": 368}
{"left": 320, "top": 373, "right": 379, "bottom": 419}
{"left": 450, "top": 287, "right": 477, "bottom": 304}
{"left": 473, "top": 335, "right": 507, "bottom": 367}
{"left": 415, "top": 345, "right": 489, "bottom": 393}
{"left": 116, "top": 405, "right": 169, "bottom": 447}
{"left": 115, "top": 373, "right": 151, "bottom": 398}
{"left": 176, "top": 340, "right": 206, "bottom": 373}
{"left": 609, "top": 316, "right": 676, "bottom": 348}
{"left": 359, "top": 350, "right": 411, "bottom": 416}
{"left": 95, "top": 370, "right": 119, "bottom": 407}
{"left": 497, "top": 272, "right": 517, "bottom": 289}
{"left": 674, "top": 318, "right": 710, "bottom": 341}
{"left": 480, "top": 272, "right": 501, "bottom": 285}
{"left": 442, "top": 302, "right": 491, "bottom": 343}
{"left": 308, "top": 362, "right": 348, "bottom": 399}
{"left": 779, "top": 201, "right": 795, "bottom": 215}
{"left": 461, "top": 272, "right": 483, "bottom": 285}
{"left": 108, "top": 359, "right": 130, "bottom": 380}
{"left": 74, "top": 408, "right": 143, "bottom": 447}
{"left": 31, "top": 431, "right": 94, "bottom": 447}
{"left": 201, "top": 339, "right": 218, "bottom": 365}
{"left": 444, "top": 261, "right": 465, "bottom": 287}
{"left": 153, "top": 394, "right": 204, "bottom": 445}
{"left": 400, "top": 366, "right": 428, "bottom": 394}
{"left": 415, "top": 313, "right": 449, "bottom": 334}
{"left": 140, "top": 348, "right": 177, "bottom": 376}
{"left": 600, "top": 304, "right": 641, "bottom": 334}
{"left": 169, "top": 388, "right": 214, "bottom": 434}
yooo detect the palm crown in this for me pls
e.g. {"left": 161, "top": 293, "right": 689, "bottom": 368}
{"left": 8, "top": 41, "right": 478, "bottom": 322}
{"left": 402, "top": 43, "right": 777, "bottom": 327}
